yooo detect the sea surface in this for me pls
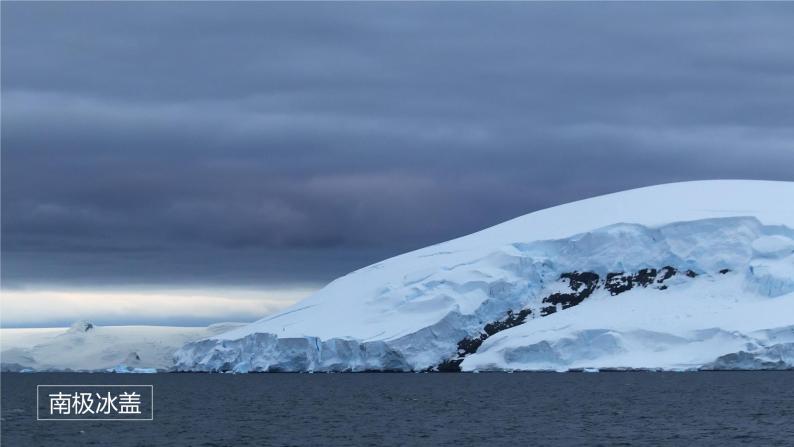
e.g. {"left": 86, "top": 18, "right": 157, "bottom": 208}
{"left": 2, "top": 372, "right": 793, "bottom": 446}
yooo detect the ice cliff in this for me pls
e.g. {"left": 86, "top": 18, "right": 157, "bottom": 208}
{"left": 174, "top": 180, "right": 794, "bottom": 372}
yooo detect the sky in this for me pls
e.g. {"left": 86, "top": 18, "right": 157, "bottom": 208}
{"left": 2, "top": 2, "right": 794, "bottom": 327}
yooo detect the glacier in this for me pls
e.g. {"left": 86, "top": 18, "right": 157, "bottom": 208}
{"left": 0, "top": 322, "right": 246, "bottom": 372}
{"left": 174, "top": 180, "right": 794, "bottom": 372}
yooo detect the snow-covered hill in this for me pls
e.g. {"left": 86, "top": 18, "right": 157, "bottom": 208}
{"left": 174, "top": 180, "right": 794, "bottom": 372}
{"left": 1, "top": 322, "right": 245, "bottom": 372}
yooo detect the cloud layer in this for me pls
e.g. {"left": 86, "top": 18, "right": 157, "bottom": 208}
{"left": 3, "top": 2, "right": 794, "bottom": 297}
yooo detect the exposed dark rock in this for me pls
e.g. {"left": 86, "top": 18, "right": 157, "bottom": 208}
{"left": 434, "top": 265, "right": 711, "bottom": 371}
{"left": 719, "top": 268, "right": 731, "bottom": 274}
{"left": 635, "top": 268, "right": 657, "bottom": 286}
{"left": 605, "top": 266, "right": 679, "bottom": 295}
{"left": 604, "top": 272, "right": 634, "bottom": 295}
{"left": 484, "top": 309, "right": 533, "bottom": 335}
{"left": 657, "top": 266, "right": 677, "bottom": 283}
{"left": 543, "top": 271, "right": 600, "bottom": 308}
{"left": 436, "top": 358, "right": 464, "bottom": 372}
{"left": 563, "top": 271, "right": 600, "bottom": 292}
{"left": 437, "top": 308, "right": 533, "bottom": 371}
{"left": 68, "top": 320, "right": 95, "bottom": 333}
{"left": 457, "top": 334, "right": 488, "bottom": 355}
{"left": 437, "top": 272, "right": 600, "bottom": 370}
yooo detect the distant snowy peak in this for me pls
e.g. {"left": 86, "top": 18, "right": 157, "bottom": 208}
{"left": 1, "top": 323, "right": 248, "bottom": 372}
{"left": 67, "top": 320, "right": 95, "bottom": 333}
{"left": 175, "top": 180, "right": 794, "bottom": 372}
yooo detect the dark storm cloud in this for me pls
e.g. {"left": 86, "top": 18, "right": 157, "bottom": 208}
{"left": 3, "top": 2, "right": 794, "bottom": 288}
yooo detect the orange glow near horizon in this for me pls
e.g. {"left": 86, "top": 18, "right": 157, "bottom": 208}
{"left": 0, "top": 287, "right": 316, "bottom": 327}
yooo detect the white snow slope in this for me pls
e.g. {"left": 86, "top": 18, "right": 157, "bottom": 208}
{"left": 1, "top": 322, "right": 245, "bottom": 372}
{"left": 172, "top": 180, "right": 794, "bottom": 372}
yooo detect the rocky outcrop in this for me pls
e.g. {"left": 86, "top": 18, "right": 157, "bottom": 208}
{"left": 436, "top": 265, "right": 696, "bottom": 371}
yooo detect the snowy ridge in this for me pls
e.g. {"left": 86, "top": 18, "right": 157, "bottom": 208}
{"left": 1, "top": 323, "right": 246, "bottom": 372}
{"left": 173, "top": 180, "right": 794, "bottom": 372}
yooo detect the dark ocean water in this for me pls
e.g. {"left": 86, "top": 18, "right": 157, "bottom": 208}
{"left": 2, "top": 372, "right": 793, "bottom": 446}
